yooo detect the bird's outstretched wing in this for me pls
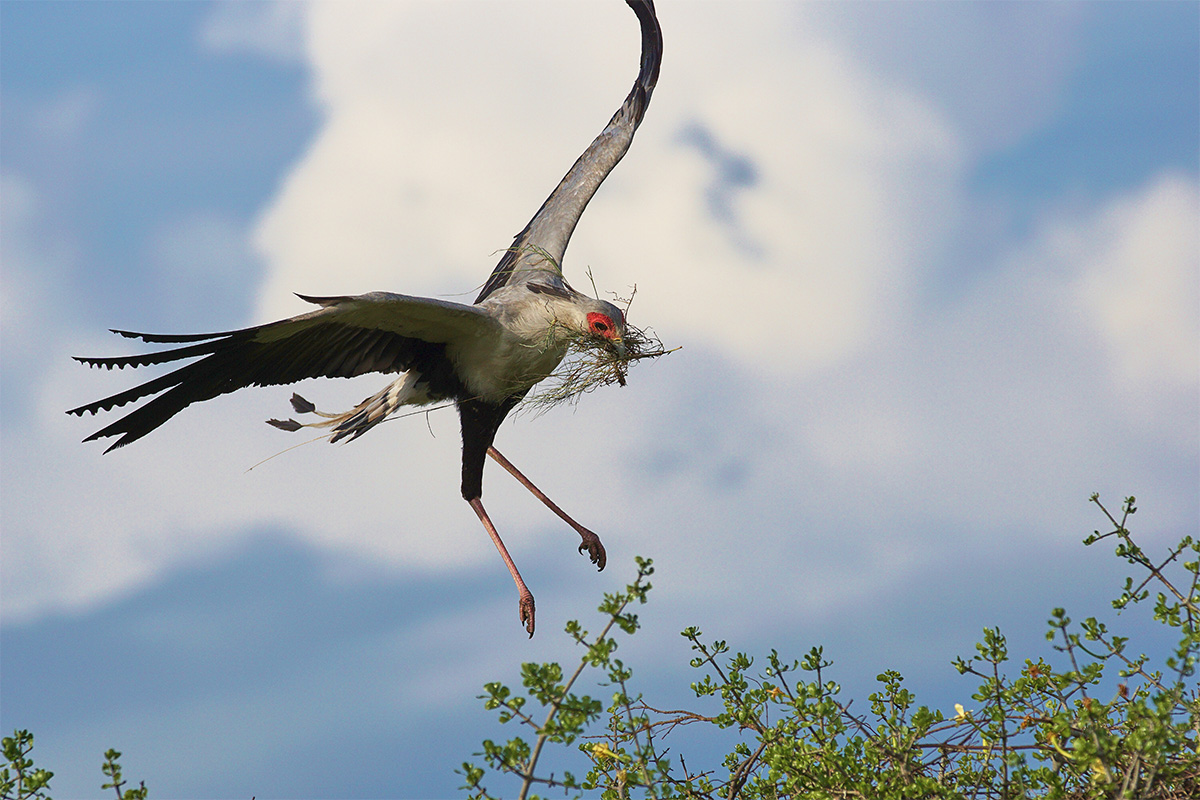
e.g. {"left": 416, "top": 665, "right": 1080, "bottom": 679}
{"left": 474, "top": 0, "right": 662, "bottom": 303}
{"left": 68, "top": 293, "right": 502, "bottom": 452}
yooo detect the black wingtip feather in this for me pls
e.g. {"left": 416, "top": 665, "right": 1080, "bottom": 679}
{"left": 73, "top": 337, "right": 231, "bottom": 372}
{"left": 102, "top": 435, "right": 133, "bottom": 454}
{"left": 110, "top": 327, "right": 251, "bottom": 344}
{"left": 79, "top": 426, "right": 133, "bottom": 454}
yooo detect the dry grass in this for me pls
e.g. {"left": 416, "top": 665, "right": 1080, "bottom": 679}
{"left": 521, "top": 317, "right": 675, "bottom": 413}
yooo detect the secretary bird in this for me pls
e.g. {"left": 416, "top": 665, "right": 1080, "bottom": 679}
{"left": 68, "top": 0, "right": 663, "bottom": 636}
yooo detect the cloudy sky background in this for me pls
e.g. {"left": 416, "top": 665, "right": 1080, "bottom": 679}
{"left": 2, "top": 0, "right": 1197, "bottom": 796}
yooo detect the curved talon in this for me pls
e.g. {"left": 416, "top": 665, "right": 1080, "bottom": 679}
{"left": 578, "top": 530, "right": 607, "bottom": 571}
{"left": 520, "top": 592, "right": 536, "bottom": 637}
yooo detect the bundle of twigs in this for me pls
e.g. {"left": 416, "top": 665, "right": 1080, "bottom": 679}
{"left": 521, "top": 316, "right": 675, "bottom": 413}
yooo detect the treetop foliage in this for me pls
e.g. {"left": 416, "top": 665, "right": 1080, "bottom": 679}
{"left": 461, "top": 496, "right": 1199, "bottom": 799}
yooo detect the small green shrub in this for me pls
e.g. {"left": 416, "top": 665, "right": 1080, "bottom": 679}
{"left": 461, "top": 496, "right": 1199, "bottom": 799}
{"left": 1, "top": 731, "right": 146, "bottom": 800}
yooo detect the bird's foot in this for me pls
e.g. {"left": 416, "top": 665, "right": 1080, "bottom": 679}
{"left": 577, "top": 529, "right": 607, "bottom": 571}
{"left": 519, "top": 590, "right": 536, "bottom": 638}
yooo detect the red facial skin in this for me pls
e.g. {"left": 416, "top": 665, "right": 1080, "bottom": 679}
{"left": 586, "top": 312, "right": 620, "bottom": 340}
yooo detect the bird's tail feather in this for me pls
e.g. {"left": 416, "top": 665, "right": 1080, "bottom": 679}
{"left": 266, "top": 373, "right": 426, "bottom": 443}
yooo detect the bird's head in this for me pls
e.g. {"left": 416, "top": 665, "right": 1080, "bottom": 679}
{"left": 522, "top": 291, "right": 671, "bottom": 409}
{"left": 583, "top": 300, "right": 627, "bottom": 357}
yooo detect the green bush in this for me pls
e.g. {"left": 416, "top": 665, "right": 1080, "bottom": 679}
{"left": 1, "top": 732, "right": 52, "bottom": 800}
{"left": 461, "top": 496, "right": 1199, "bottom": 799}
{"left": 1, "top": 731, "right": 147, "bottom": 800}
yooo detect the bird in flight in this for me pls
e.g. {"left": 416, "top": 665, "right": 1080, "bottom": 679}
{"left": 68, "top": 0, "right": 662, "bottom": 636}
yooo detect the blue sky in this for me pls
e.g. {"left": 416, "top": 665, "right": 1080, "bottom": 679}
{"left": 2, "top": 1, "right": 1197, "bottom": 797}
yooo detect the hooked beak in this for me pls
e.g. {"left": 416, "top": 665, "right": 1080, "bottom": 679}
{"left": 607, "top": 336, "right": 627, "bottom": 386}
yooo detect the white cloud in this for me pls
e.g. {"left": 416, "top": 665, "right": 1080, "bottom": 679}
{"left": 792, "top": 170, "right": 1199, "bottom": 541}
{"left": 1072, "top": 174, "right": 1199, "bottom": 394}
{"left": 199, "top": 0, "right": 306, "bottom": 64}
{"left": 587, "top": 33, "right": 963, "bottom": 372}
{"left": 0, "top": 174, "right": 79, "bottom": 379}
{"left": 806, "top": 0, "right": 1086, "bottom": 155}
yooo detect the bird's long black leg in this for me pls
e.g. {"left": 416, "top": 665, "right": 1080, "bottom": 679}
{"left": 487, "top": 447, "right": 607, "bottom": 571}
{"left": 469, "top": 497, "right": 536, "bottom": 637}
